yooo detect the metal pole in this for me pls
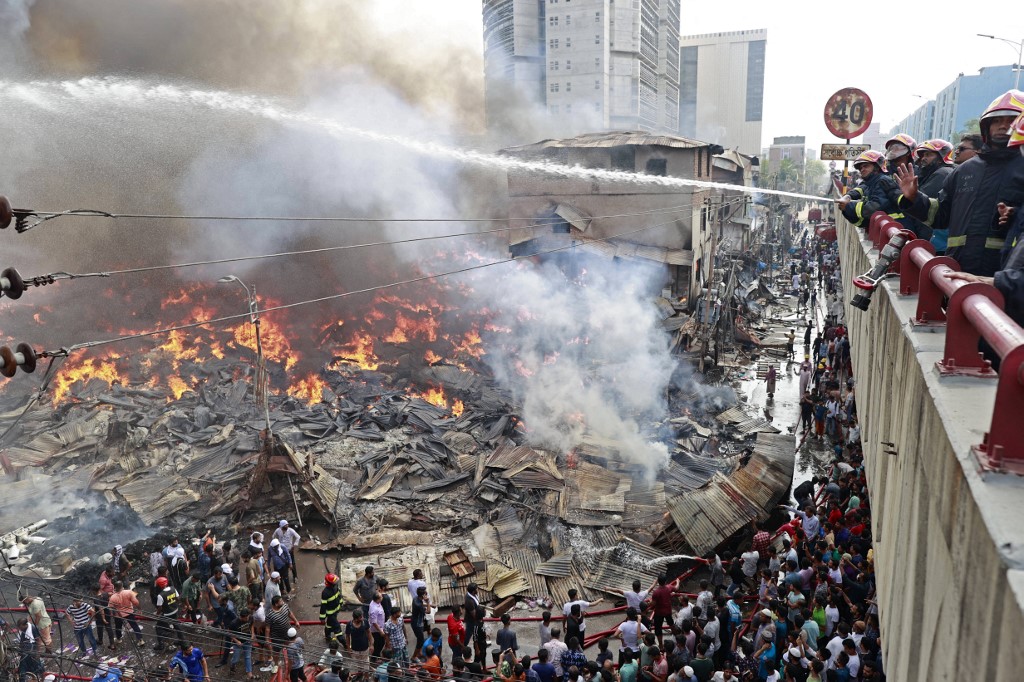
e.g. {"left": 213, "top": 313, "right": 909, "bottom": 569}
{"left": 1017, "top": 39, "right": 1022, "bottom": 90}
{"left": 249, "top": 285, "right": 272, "bottom": 436}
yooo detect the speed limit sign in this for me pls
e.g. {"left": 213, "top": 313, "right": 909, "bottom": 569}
{"left": 824, "top": 88, "right": 873, "bottom": 139}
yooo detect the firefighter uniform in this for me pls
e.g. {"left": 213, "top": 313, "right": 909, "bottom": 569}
{"left": 320, "top": 582, "right": 342, "bottom": 643}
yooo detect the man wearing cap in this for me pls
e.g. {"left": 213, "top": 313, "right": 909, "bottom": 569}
{"left": 266, "top": 571, "right": 284, "bottom": 605}
{"left": 206, "top": 565, "right": 228, "bottom": 625}
{"left": 170, "top": 642, "right": 208, "bottom": 682}
{"left": 22, "top": 595, "right": 53, "bottom": 654}
{"left": 268, "top": 539, "right": 293, "bottom": 594}
{"left": 752, "top": 609, "right": 776, "bottom": 654}
{"left": 273, "top": 520, "right": 301, "bottom": 583}
{"left": 320, "top": 573, "right": 343, "bottom": 643}
{"left": 285, "top": 628, "right": 306, "bottom": 682}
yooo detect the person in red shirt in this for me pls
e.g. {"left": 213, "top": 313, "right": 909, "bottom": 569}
{"left": 446, "top": 605, "right": 466, "bottom": 657}
{"left": 751, "top": 522, "right": 771, "bottom": 565}
{"left": 649, "top": 575, "right": 676, "bottom": 647}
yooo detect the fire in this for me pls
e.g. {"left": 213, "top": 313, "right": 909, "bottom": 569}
{"left": 167, "top": 376, "right": 190, "bottom": 400}
{"left": 383, "top": 312, "right": 440, "bottom": 344}
{"left": 52, "top": 353, "right": 126, "bottom": 404}
{"left": 419, "top": 386, "right": 448, "bottom": 408}
{"left": 336, "top": 334, "right": 379, "bottom": 370}
{"left": 452, "top": 328, "right": 485, "bottom": 359}
{"left": 424, "top": 350, "right": 442, "bottom": 365}
{"left": 291, "top": 373, "right": 328, "bottom": 405}
{"left": 413, "top": 385, "right": 464, "bottom": 416}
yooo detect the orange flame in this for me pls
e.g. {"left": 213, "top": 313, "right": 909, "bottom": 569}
{"left": 291, "top": 373, "right": 328, "bottom": 405}
{"left": 52, "top": 353, "right": 126, "bottom": 404}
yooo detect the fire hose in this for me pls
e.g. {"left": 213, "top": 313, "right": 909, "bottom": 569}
{"left": 850, "top": 227, "right": 916, "bottom": 311}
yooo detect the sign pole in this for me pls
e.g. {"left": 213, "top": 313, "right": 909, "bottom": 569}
{"left": 842, "top": 137, "right": 850, "bottom": 195}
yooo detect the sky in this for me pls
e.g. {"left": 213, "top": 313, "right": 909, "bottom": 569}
{"left": 425, "top": 0, "right": 1024, "bottom": 150}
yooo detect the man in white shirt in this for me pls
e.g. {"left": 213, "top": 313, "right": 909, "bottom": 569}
{"left": 272, "top": 520, "right": 302, "bottom": 582}
{"left": 615, "top": 608, "right": 648, "bottom": 654}
{"left": 843, "top": 639, "right": 860, "bottom": 679}
{"left": 407, "top": 569, "right": 427, "bottom": 601}
{"left": 825, "top": 623, "right": 850, "bottom": 670}
{"left": 562, "top": 589, "right": 603, "bottom": 637}
{"left": 543, "top": 629, "right": 568, "bottom": 677}
{"left": 740, "top": 550, "right": 759, "bottom": 580}
{"left": 622, "top": 580, "right": 651, "bottom": 611}
{"left": 823, "top": 599, "right": 841, "bottom": 638}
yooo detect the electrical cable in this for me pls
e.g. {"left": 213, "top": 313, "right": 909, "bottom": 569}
{"left": 9, "top": 198, "right": 735, "bottom": 234}
{"left": 40, "top": 197, "right": 745, "bottom": 358}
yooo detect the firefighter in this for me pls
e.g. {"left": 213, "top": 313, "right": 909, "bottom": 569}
{"left": 884, "top": 133, "right": 918, "bottom": 176}
{"left": 913, "top": 139, "right": 955, "bottom": 252}
{"left": 837, "top": 151, "right": 906, "bottom": 230}
{"left": 897, "top": 90, "right": 1024, "bottom": 276}
{"left": 320, "top": 573, "right": 342, "bottom": 644}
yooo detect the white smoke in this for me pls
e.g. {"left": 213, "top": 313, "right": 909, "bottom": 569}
{"left": 476, "top": 256, "right": 675, "bottom": 474}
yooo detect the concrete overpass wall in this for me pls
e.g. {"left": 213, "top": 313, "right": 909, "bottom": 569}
{"left": 837, "top": 217, "right": 1024, "bottom": 681}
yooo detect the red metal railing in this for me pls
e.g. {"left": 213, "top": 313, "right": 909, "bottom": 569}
{"left": 860, "top": 213, "right": 1024, "bottom": 472}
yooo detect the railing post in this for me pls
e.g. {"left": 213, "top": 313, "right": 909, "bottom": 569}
{"left": 974, "top": 344, "right": 1024, "bottom": 473}
{"left": 937, "top": 285, "right": 1003, "bottom": 376}
{"left": 913, "top": 256, "right": 960, "bottom": 325}
{"left": 899, "top": 239, "right": 935, "bottom": 295}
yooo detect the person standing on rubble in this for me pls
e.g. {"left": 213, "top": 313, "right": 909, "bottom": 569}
{"left": 65, "top": 595, "right": 99, "bottom": 659}
{"left": 108, "top": 581, "right": 145, "bottom": 646}
{"left": 764, "top": 365, "right": 777, "bottom": 399}
{"left": 463, "top": 583, "right": 480, "bottom": 647}
{"left": 154, "top": 575, "right": 184, "bottom": 653}
{"left": 562, "top": 589, "right": 603, "bottom": 647}
{"left": 182, "top": 571, "right": 204, "bottom": 625}
{"left": 353, "top": 566, "right": 377, "bottom": 619}
{"left": 273, "top": 520, "right": 302, "bottom": 584}
{"left": 268, "top": 540, "right": 293, "bottom": 595}
{"left": 320, "top": 573, "right": 343, "bottom": 644}
{"left": 165, "top": 538, "right": 189, "bottom": 590}
{"left": 21, "top": 595, "right": 54, "bottom": 655}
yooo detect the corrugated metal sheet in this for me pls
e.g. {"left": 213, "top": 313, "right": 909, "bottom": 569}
{"left": 666, "top": 433, "right": 794, "bottom": 556}
{"left": 715, "top": 406, "right": 748, "bottom": 424}
{"left": 503, "top": 131, "right": 710, "bottom": 152}
{"left": 533, "top": 553, "right": 575, "bottom": 578}
{"left": 555, "top": 204, "right": 592, "bottom": 232}
{"left": 502, "top": 549, "right": 550, "bottom": 597}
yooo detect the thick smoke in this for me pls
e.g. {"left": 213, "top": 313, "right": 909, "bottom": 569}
{"left": 0, "top": 1, "right": 692, "bottom": 474}
{"left": 477, "top": 256, "right": 675, "bottom": 474}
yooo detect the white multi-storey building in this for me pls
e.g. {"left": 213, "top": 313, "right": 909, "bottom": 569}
{"left": 678, "top": 29, "right": 766, "bottom": 157}
{"left": 482, "top": 0, "right": 682, "bottom": 134}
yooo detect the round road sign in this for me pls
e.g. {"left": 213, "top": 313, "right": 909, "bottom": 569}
{"left": 824, "top": 88, "right": 873, "bottom": 139}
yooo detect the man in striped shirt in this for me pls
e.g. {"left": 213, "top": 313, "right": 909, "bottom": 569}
{"left": 65, "top": 597, "right": 98, "bottom": 658}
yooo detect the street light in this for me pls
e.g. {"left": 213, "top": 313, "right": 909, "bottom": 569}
{"left": 977, "top": 34, "right": 1024, "bottom": 90}
{"left": 218, "top": 275, "right": 271, "bottom": 434}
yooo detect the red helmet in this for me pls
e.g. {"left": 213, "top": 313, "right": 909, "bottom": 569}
{"left": 1009, "top": 112, "right": 1024, "bottom": 148}
{"left": 852, "top": 150, "right": 886, "bottom": 172}
{"left": 884, "top": 133, "right": 916, "bottom": 161}
{"left": 915, "top": 139, "right": 954, "bottom": 165}
{"left": 155, "top": 577, "right": 169, "bottom": 589}
{"left": 325, "top": 573, "right": 339, "bottom": 585}
{"left": 980, "top": 90, "right": 1024, "bottom": 142}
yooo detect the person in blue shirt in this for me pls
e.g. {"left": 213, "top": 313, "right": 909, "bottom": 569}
{"left": 754, "top": 630, "right": 776, "bottom": 680}
{"left": 421, "top": 628, "right": 444, "bottom": 661}
{"left": 91, "top": 663, "right": 123, "bottom": 682}
{"left": 170, "top": 643, "right": 208, "bottom": 682}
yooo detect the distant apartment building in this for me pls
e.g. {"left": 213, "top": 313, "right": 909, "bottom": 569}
{"left": 886, "top": 64, "right": 1019, "bottom": 146}
{"left": 933, "top": 65, "right": 1018, "bottom": 141}
{"left": 482, "top": 0, "right": 682, "bottom": 134}
{"left": 767, "top": 135, "right": 805, "bottom": 175}
{"left": 889, "top": 100, "right": 935, "bottom": 143}
{"left": 678, "top": 29, "right": 766, "bottom": 157}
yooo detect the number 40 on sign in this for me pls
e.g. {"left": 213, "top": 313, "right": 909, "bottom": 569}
{"left": 824, "top": 88, "right": 873, "bottom": 140}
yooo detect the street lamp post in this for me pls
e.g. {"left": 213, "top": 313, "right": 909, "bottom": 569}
{"left": 218, "top": 275, "right": 272, "bottom": 435}
{"left": 978, "top": 34, "right": 1024, "bottom": 90}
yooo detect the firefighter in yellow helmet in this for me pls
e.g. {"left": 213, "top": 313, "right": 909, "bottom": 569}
{"left": 837, "top": 151, "right": 909, "bottom": 231}
{"left": 896, "top": 90, "right": 1024, "bottom": 275}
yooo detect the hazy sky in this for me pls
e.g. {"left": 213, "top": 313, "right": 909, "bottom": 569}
{"left": 424, "top": 0, "right": 1024, "bottom": 149}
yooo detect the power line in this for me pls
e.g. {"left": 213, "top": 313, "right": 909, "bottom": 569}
{"left": 6, "top": 199, "right": 727, "bottom": 233}
{"left": 43, "top": 198, "right": 741, "bottom": 358}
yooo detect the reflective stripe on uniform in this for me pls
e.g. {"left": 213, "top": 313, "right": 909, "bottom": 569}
{"left": 926, "top": 198, "right": 940, "bottom": 225}
{"left": 943, "top": 235, "right": 1005, "bottom": 249}
{"left": 888, "top": 212, "right": 904, "bottom": 220}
